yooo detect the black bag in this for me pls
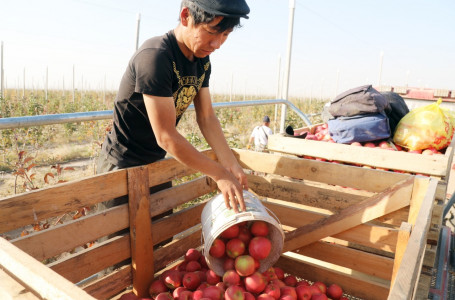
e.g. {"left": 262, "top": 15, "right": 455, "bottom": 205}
{"left": 329, "top": 85, "right": 390, "bottom": 117}
{"left": 381, "top": 92, "right": 410, "bottom": 134}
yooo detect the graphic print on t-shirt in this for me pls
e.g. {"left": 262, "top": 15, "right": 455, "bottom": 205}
{"left": 173, "top": 61, "right": 211, "bottom": 119}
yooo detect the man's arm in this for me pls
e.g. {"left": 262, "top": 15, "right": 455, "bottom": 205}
{"left": 193, "top": 88, "right": 248, "bottom": 188}
{"left": 143, "top": 93, "right": 246, "bottom": 212}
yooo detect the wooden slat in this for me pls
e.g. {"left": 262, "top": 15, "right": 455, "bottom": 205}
{"left": 263, "top": 200, "right": 398, "bottom": 252}
{"left": 267, "top": 134, "right": 450, "bottom": 177}
{"left": 0, "top": 169, "right": 127, "bottom": 233}
{"left": 0, "top": 237, "right": 96, "bottom": 300}
{"left": 83, "top": 265, "right": 132, "bottom": 300}
{"left": 232, "top": 149, "right": 410, "bottom": 192}
{"left": 276, "top": 253, "right": 390, "bottom": 300}
{"left": 391, "top": 222, "right": 412, "bottom": 285}
{"left": 150, "top": 176, "right": 217, "bottom": 217}
{"left": 388, "top": 178, "right": 438, "bottom": 299}
{"left": 12, "top": 204, "right": 129, "bottom": 261}
{"left": 247, "top": 173, "right": 372, "bottom": 211}
{"left": 152, "top": 201, "right": 206, "bottom": 246}
{"left": 294, "top": 241, "right": 393, "bottom": 280}
{"left": 127, "top": 167, "right": 155, "bottom": 298}
{"left": 283, "top": 177, "right": 415, "bottom": 252}
{"left": 49, "top": 235, "right": 131, "bottom": 284}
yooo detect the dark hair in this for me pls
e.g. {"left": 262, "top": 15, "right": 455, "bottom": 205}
{"left": 180, "top": 0, "right": 242, "bottom": 32}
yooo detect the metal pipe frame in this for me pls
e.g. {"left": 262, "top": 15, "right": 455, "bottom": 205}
{"left": 0, "top": 99, "right": 312, "bottom": 130}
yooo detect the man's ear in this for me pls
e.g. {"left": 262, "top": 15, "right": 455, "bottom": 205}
{"left": 180, "top": 7, "right": 190, "bottom": 26}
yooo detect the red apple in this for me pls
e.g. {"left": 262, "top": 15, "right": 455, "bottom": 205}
{"left": 182, "top": 272, "right": 201, "bottom": 291}
{"left": 283, "top": 275, "right": 297, "bottom": 287}
{"left": 312, "top": 282, "right": 327, "bottom": 295}
{"left": 226, "top": 238, "right": 246, "bottom": 258}
{"left": 225, "top": 285, "right": 245, "bottom": 300}
{"left": 280, "top": 286, "right": 297, "bottom": 300}
{"left": 327, "top": 283, "right": 343, "bottom": 300}
{"left": 202, "top": 286, "right": 224, "bottom": 300}
{"left": 250, "top": 221, "right": 269, "bottom": 237}
{"left": 185, "top": 248, "right": 201, "bottom": 262}
{"left": 235, "top": 255, "right": 255, "bottom": 277}
{"left": 221, "top": 224, "right": 240, "bottom": 239}
{"left": 295, "top": 285, "right": 312, "bottom": 300}
{"left": 185, "top": 260, "right": 201, "bottom": 272}
{"left": 243, "top": 292, "right": 255, "bottom": 300}
{"left": 206, "top": 269, "right": 221, "bottom": 285}
{"left": 223, "top": 269, "right": 241, "bottom": 287}
{"left": 244, "top": 272, "right": 267, "bottom": 294}
{"left": 273, "top": 267, "right": 285, "bottom": 280}
{"left": 209, "top": 238, "right": 226, "bottom": 258}
{"left": 311, "top": 294, "right": 328, "bottom": 300}
{"left": 257, "top": 294, "right": 275, "bottom": 300}
{"left": 264, "top": 283, "right": 281, "bottom": 300}
{"left": 248, "top": 237, "right": 272, "bottom": 260}
{"left": 155, "top": 292, "right": 173, "bottom": 300}
{"left": 163, "top": 270, "right": 182, "bottom": 289}
{"left": 237, "top": 226, "right": 253, "bottom": 245}
{"left": 149, "top": 279, "right": 168, "bottom": 298}
{"left": 224, "top": 257, "right": 236, "bottom": 271}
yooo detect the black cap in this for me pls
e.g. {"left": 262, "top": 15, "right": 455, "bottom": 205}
{"left": 192, "top": 0, "right": 250, "bottom": 19}
{"left": 263, "top": 115, "right": 270, "bottom": 123}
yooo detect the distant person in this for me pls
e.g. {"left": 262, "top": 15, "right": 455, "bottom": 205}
{"left": 247, "top": 116, "right": 273, "bottom": 152}
{"left": 96, "top": 0, "right": 250, "bottom": 213}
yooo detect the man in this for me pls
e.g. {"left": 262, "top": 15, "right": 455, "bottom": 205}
{"left": 247, "top": 116, "right": 273, "bottom": 152}
{"left": 97, "top": 0, "right": 250, "bottom": 212}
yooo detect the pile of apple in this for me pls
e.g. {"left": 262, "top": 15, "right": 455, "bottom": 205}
{"left": 120, "top": 221, "right": 348, "bottom": 300}
{"left": 295, "top": 123, "right": 445, "bottom": 173}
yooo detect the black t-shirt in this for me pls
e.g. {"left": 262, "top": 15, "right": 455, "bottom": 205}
{"left": 103, "top": 30, "right": 211, "bottom": 168}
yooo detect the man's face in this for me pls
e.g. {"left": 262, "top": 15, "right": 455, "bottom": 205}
{"left": 185, "top": 15, "right": 233, "bottom": 59}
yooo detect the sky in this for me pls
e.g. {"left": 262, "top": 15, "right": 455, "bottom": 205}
{"left": 0, "top": 0, "right": 454, "bottom": 99}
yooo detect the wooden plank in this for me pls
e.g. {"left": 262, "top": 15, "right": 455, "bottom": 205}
{"left": 48, "top": 235, "right": 130, "bottom": 283}
{"left": 388, "top": 178, "right": 438, "bottom": 300}
{"left": 263, "top": 200, "right": 398, "bottom": 252}
{"left": 83, "top": 265, "right": 132, "bottom": 300}
{"left": 247, "top": 173, "right": 372, "bottom": 211}
{"left": 232, "top": 149, "right": 410, "bottom": 192}
{"left": 283, "top": 177, "right": 415, "bottom": 252}
{"left": 294, "top": 241, "right": 393, "bottom": 280}
{"left": 391, "top": 222, "right": 412, "bottom": 285}
{"left": 127, "top": 166, "right": 155, "bottom": 298}
{"left": 276, "top": 253, "right": 390, "bottom": 300}
{"left": 0, "top": 269, "right": 39, "bottom": 299}
{"left": 12, "top": 204, "right": 129, "bottom": 261}
{"left": 150, "top": 176, "right": 217, "bottom": 217}
{"left": 153, "top": 230, "right": 201, "bottom": 272}
{"left": 152, "top": 201, "right": 206, "bottom": 246}
{"left": 0, "top": 169, "right": 127, "bottom": 233}
{"left": 0, "top": 237, "right": 96, "bottom": 300}
{"left": 267, "top": 134, "right": 449, "bottom": 176}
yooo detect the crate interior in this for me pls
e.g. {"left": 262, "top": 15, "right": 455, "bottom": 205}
{"left": 0, "top": 149, "right": 438, "bottom": 300}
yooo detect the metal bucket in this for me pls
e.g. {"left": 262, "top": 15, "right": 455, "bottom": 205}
{"left": 201, "top": 190, "right": 284, "bottom": 276}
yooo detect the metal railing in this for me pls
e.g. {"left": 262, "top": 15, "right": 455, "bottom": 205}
{"left": 0, "top": 99, "right": 312, "bottom": 130}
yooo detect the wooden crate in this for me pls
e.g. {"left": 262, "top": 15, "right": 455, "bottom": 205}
{"left": 0, "top": 149, "right": 439, "bottom": 300}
